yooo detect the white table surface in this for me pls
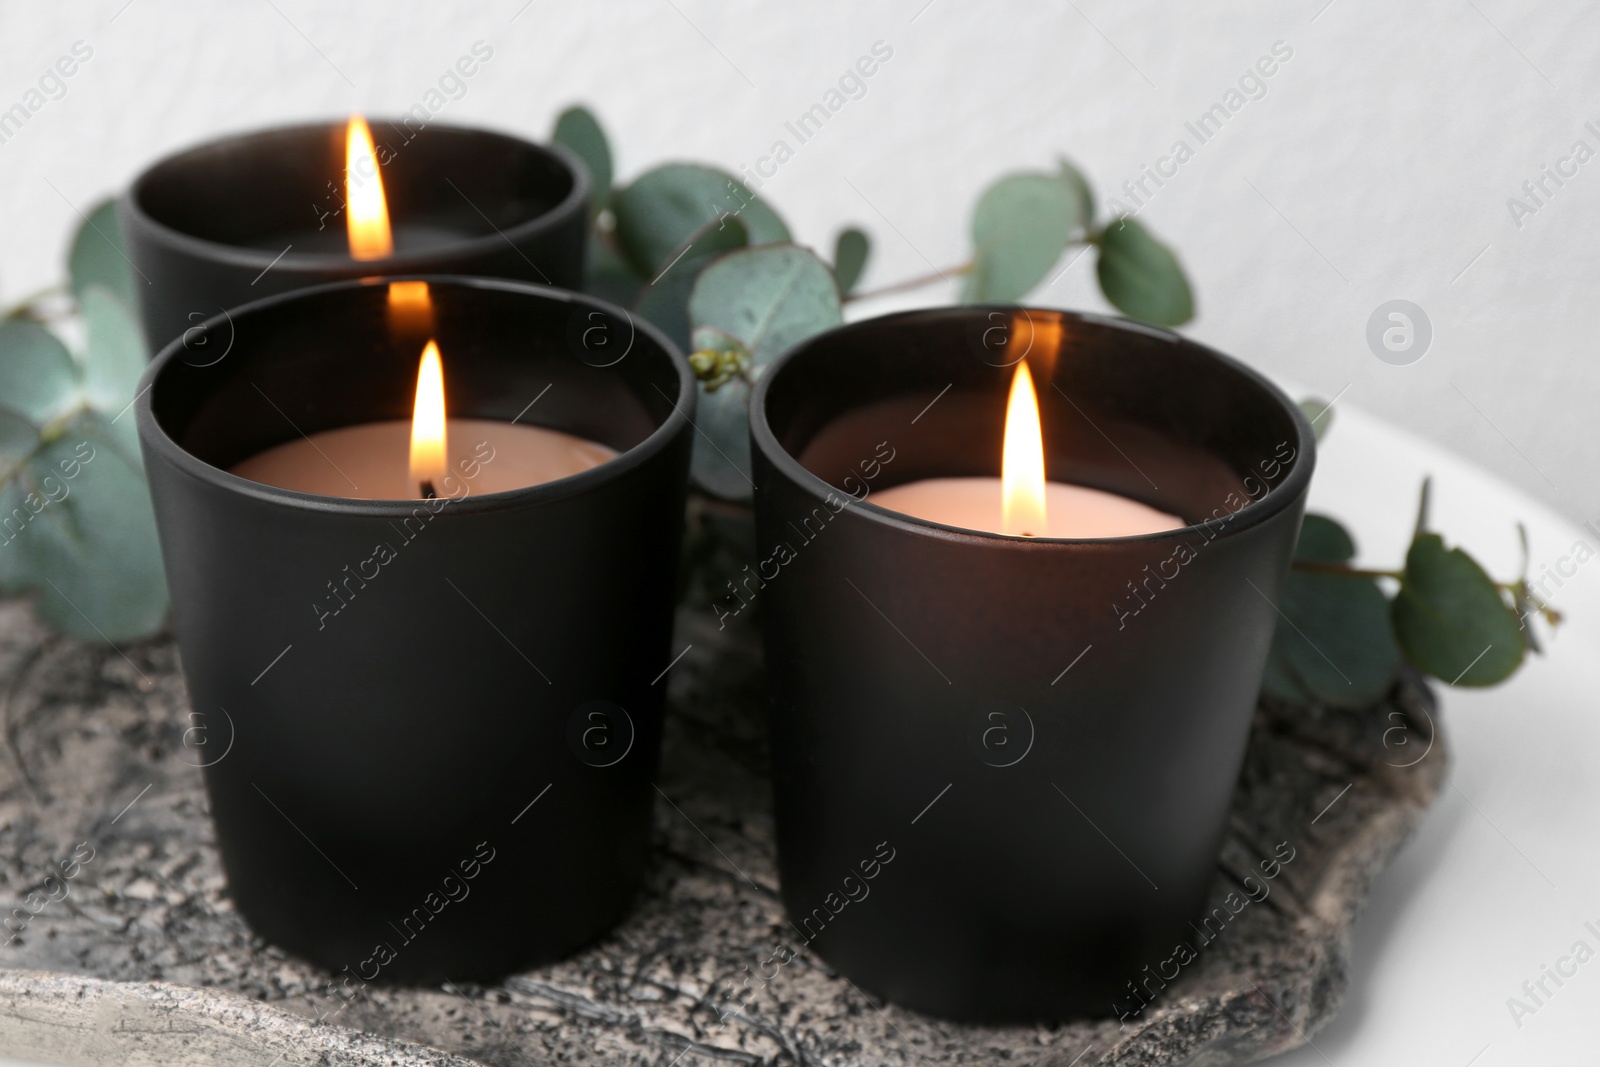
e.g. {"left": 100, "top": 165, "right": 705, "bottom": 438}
{"left": 1265, "top": 403, "right": 1600, "bottom": 1066}
{"left": 2, "top": 401, "right": 1594, "bottom": 1067}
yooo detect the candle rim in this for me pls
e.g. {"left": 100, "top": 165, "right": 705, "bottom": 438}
{"left": 122, "top": 118, "right": 590, "bottom": 272}
{"left": 135, "top": 276, "right": 695, "bottom": 518}
{"left": 748, "top": 305, "right": 1317, "bottom": 546}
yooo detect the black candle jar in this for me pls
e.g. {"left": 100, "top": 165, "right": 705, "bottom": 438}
{"left": 135, "top": 277, "right": 691, "bottom": 983}
{"left": 120, "top": 119, "right": 589, "bottom": 352}
{"left": 748, "top": 307, "right": 1314, "bottom": 1021}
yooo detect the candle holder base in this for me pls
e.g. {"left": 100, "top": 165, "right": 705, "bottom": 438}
{"left": 0, "top": 593, "right": 1445, "bottom": 1066}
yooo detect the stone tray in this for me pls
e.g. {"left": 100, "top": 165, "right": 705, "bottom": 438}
{"left": 0, "top": 596, "right": 1446, "bottom": 1066}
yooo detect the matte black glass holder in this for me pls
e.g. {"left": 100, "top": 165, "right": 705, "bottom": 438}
{"left": 136, "top": 277, "right": 691, "bottom": 983}
{"left": 748, "top": 307, "right": 1314, "bottom": 1022}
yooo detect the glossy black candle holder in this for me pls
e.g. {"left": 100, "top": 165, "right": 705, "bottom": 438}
{"left": 749, "top": 307, "right": 1315, "bottom": 1022}
{"left": 135, "top": 277, "right": 691, "bottom": 983}
{"left": 120, "top": 119, "right": 589, "bottom": 352}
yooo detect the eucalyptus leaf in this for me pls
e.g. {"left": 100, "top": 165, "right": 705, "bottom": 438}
{"left": 1095, "top": 217, "right": 1194, "bottom": 326}
{"left": 1391, "top": 532, "right": 1524, "bottom": 686}
{"left": 690, "top": 244, "right": 842, "bottom": 364}
{"left": 1056, "top": 157, "right": 1095, "bottom": 228}
{"left": 0, "top": 320, "right": 78, "bottom": 422}
{"left": 584, "top": 233, "right": 645, "bottom": 309}
{"left": 553, "top": 105, "right": 613, "bottom": 207}
{"left": 1296, "top": 512, "right": 1355, "bottom": 563}
{"left": 80, "top": 285, "right": 147, "bottom": 415}
{"left": 68, "top": 199, "right": 140, "bottom": 308}
{"left": 632, "top": 216, "right": 749, "bottom": 352}
{"left": 961, "top": 173, "right": 1079, "bottom": 303}
{"left": 0, "top": 478, "right": 36, "bottom": 592}
{"left": 8, "top": 423, "right": 167, "bottom": 642}
{"left": 612, "top": 164, "right": 789, "bottom": 278}
{"left": 1413, "top": 476, "right": 1432, "bottom": 540}
{"left": 686, "top": 377, "right": 760, "bottom": 502}
{"left": 833, "top": 227, "right": 870, "bottom": 295}
{"left": 1298, "top": 396, "right": 1334, "bottom": 442}
{"left": 1261, "top": 635, "right": 1313, "bottom": 705}
{"left": 0, "top": 406, "right": 40, "bottom": 475}
{"left": 687, "top": 244, "right": 843, "bottom": 499}
{"left": 1263, "top": 513, "right": 1400, "bottom": 708}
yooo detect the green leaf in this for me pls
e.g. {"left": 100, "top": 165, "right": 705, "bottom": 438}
{"left": 1261, "top": 638, "right": 1314, "bottom": 705}
{"left": 1263, "top": 514, "right": 1400, "bottom": 707}
{"left": 68, "top": 199, "right": 139, "bottom": 308}
{"left": 0, "top": 477, "right": 37, "bottom": 592}
{"left": 552, "top": 105, "right": 613, "bottom": 207}
{"left": 1298, "top": 396, "right": 1334, "bottom": 442}
{"left": 80, "top": 285, "right": 147, "bottom": 417}
{"left": 1296, "top": 513, "right": 1355, "bottom": 563}
{"left": 1413, "top": 476, "right": 1432, "bottom": 541}
{"left": 0, "top": 407, "right": 41, "bottom": 614}
{"left": 833, "top": 227, "right": 870, "bottom": 295}
{"left": 961, "top": 173, "right": 1079, "bottom": 303}
{"left": 690, "top": 244, "right": 842, "bottom": 365}
{"left": 1095, "top": 217, "right": 1194, "bottom": 326}
{"left": 1056, "top": 157, "right": 1095, "bottom": 228}
{"left": 687, "top": 244, "right": 843, "bottom": 499}
{"left": 0, "top": 320, "right": 79, "bottom": 423}
{"left": 0, "top": 406, "right": 40, "bottom": 478}
{"left": 1391, "top": 532, "right": 1525, "bottom": 686}
{"left": 7, "top": 420, "right": 168, "bottom": 642}
{"left": 583, "top": 233, "right": 645, "bottom": 309}
{"left": 632, "top": 216, "right": 749, "bottom": 353}
{"left": 611, "top": 164, "right": 789, "bottom": 279}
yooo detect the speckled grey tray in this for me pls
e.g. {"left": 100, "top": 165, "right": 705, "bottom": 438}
{"left": 0, "top": 595, "right": 1446, "bottom": 1067}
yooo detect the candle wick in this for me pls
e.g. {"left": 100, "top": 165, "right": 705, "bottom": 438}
{"left": 420, "top": 479, "right": 437, "bottom": 499}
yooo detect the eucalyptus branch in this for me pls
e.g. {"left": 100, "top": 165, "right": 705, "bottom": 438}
{"left": 1290, "top": 556, "right": 1559, "bottom": 616}
{"left": 845, "top": 261, "right": 973, "bottom": 303}
{"left": 842, "top": 231, "right": 1103, "bottom": 304}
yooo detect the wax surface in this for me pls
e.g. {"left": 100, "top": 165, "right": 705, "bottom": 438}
{"left": 870, "top": 477, "right": 1184, "bottom": 538}
{"left": 230, "top": 418, "right": 617, "bottom": 499}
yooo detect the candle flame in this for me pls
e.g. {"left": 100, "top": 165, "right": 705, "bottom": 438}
{"left": 1001, "top": 361, "right": 1047, "bottom": 537}
{"left": 345, "top": 115, "right": 393, "bottom": 260}
{"left": 409, "top": 340, "right": 448, "bottom": 496}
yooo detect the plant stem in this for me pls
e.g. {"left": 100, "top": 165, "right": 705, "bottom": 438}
{"left": 3, "top": 282, "right": 68, "bottom": 322}
{"left": 845, "top": 261, "right": 973, "bottom": 303}
{"left": 1291, "top": 558, "right": 1560, "bottom": 624}
{"left": 844, "top": 232, "right": 1099, "bottom": 304}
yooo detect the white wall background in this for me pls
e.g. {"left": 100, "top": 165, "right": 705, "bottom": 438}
{"left": 0, "top": 0, "right": 1595, "bottom": 526}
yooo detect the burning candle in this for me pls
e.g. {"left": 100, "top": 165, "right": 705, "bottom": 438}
{"left": 228, "top": 286, "right": 617, "bottom": 500}
{"left": 219, "top": 182, "right": 611, "bottom": 501}
{"left": 122, "top": 114, "right": 590, "bottom": 351}
{"left": 136, "top": 276, "right": 695, "bottom": 982}
{"left": 749, "top": 307, "right": 1314, "bottom": 1021}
